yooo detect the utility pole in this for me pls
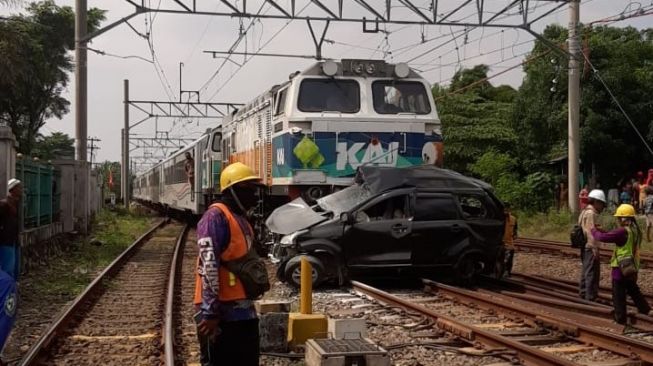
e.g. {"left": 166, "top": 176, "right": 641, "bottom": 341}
{"left": 88, "top": 137, "right": 100, "bottom": 166}
{"left": 75, "top": 0, "right": 87, "bottom": 161}
{"left": 568, "top": 0, "right": 581, "bottom": 214}
{"left": 123, "top": 80, "right": 130, "bottom": 208}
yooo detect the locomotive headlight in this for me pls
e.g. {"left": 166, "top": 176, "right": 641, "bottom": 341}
{"left": 353, "top": 63, "right": 364, "bottom": 74}
{"left": 290, "top": 126, "right": 303, "bottom": 134}
{"left": 322, "top": 60, "right": 338, "bottom": 76}
{"left": 365, "top": 63, "right": 376, "bottom": 74}
{"left": 394, "top": 63, "right": 410, "bottom": 78}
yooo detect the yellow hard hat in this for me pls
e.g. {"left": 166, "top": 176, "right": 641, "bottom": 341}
{"left": 614, "top": 204, "right": 636, "bottom": 218}
{"left": 220, "top": 162, "right": 261, "bottom": 192}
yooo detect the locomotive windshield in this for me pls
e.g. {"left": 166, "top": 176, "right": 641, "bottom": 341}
{"left": 372, "top": 80, "right": 431, "bottom": 114}
{"left": 298, "top": 79, "right": 360, "bottom": 113}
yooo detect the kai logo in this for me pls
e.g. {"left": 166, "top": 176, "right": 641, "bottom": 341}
{"left": 336, "top": 141, "right": 399, "bottom": 170}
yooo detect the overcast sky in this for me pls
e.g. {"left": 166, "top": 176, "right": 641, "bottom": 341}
{"left": 3, "top": 0, "right": 651, "bottom": 166}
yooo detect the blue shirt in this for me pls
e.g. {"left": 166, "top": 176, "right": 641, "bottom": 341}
{"left": 196, "top": 205, "right": 257, "bottom": 322}
{"left": 0, "top": 270, "right": 17, "bottom": 351}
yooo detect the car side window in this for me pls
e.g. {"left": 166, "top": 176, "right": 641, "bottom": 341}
{"left": 458, "top": 195, "right": 488, "bottom": 219}
{"left": 414, "top": 196, "right": 459, "bottom": 221}
{"left": 355, "top": 194, "right": 410, "bottom": 223}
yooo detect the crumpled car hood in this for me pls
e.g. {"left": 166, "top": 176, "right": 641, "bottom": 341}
{"left": 265, "top": 197, "right": 327, "bottom": 235}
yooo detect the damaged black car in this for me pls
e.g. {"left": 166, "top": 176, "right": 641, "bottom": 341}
{"left": 266, "top": 165, "right": 505, "bottom": 287}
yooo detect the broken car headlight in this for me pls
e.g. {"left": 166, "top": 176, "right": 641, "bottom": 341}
{"left": 279, "top": 230, "right": 307, "bottom": 246}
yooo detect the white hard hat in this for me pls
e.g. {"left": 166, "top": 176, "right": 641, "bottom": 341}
{"left": 588, "top": 189, "right": 606, "bottom": 203}
{"left": 7, "top": 178, "right": 21, "bottom": 192}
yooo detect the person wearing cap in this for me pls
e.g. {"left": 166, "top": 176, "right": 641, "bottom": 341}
{"left": 194, "top": 162, "right": 264, "bottom": 366}
{"left": 591, "top": 204, "right": 651, "bottom": 331}
{"left": 578, "top": 189, "right": 606, "bottom": 301}
{"left": 0, "top": 179, "right": 22, "bottom": 281}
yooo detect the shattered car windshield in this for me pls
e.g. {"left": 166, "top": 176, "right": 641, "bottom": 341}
{"left": 316, "top": 184, "right": 373, "bottom": 216}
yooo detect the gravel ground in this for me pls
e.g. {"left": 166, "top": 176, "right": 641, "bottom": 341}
{"left": 512, "top": 251, "right": 653, "bottom": 295}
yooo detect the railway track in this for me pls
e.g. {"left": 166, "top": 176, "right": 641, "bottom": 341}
{"left": 18, "top": 219, "right": 192, "bottom": 366}
{"left": 348, "top": 280, "right": 653, "bottom": 366}
{"left": 515, "top": 237, "right": 653, "bottom": 266}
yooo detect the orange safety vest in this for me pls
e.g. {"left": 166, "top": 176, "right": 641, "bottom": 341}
{"left": 193, "top": 203, "right": 253, "bottom": 305}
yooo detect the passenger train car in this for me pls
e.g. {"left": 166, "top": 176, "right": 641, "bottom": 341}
{"left": 133, "top": 59, "right": 443, "bottom": 216}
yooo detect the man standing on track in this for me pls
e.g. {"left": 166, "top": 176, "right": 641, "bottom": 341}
{"left": 0, "top": 179, "right": 22, "bottom": 281}
{"left": 195, "top": 162, "right": 269, "bottom": 366}
{"left": 578, "top": 189, "right": 606, "bottom": 301}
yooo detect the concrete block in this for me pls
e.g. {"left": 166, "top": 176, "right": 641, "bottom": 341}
{"left": 255, "top": 300, "right": 292, "bottom": 314}
{"left": 259, "top": 312, "right": 289, "bottom": 353}
{"left": 364, "top": 354, "right": 392, "bottom": 366}
{"left": 328, "top": 318, "right": 367, "bottom": 339}
{"left": 288, "top": 312, "right": 328, "bottom": 347}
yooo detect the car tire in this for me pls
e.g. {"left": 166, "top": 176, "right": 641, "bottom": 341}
{"left": 454, "top": 254, "right": 480, "bottom": 287}
{"left": 283, "top": 255, "right": 325, "bottom": 289}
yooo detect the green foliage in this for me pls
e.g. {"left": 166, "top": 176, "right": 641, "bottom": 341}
{"left": 513, "top": 25, "right": 653, "bottom": 182}
{"left": 28, "top": 209, "right": 149, "bottom": 297}
{"left": 0, "top": 1, "right": 105, "bottom": 154}
{"left": 434, "top": 66, "right": 518, "bottom": 173}
{"left": 31, "top": 131, "right": 74, "bottom": 160}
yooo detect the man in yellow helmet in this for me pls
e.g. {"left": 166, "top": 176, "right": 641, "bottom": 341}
{"left": 195, "top": 162, "right": 268, "bottom": 365}
{"left": 591, "top": 204, "right": 651, "bottom": 332}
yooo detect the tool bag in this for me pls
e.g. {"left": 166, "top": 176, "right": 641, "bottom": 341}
{"left": 570, "top": 224, "right": 587, "bottom": 249}
{"left": 223, "top": 249, "right": 270, "bottom": 299}
{"left": 617, "top": 255, "right": 638, "bottom": 277}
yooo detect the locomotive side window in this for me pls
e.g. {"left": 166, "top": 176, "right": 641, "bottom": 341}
{"left": 211, "top": 132, "right": 222, "bottom": 152}
{"left": 275, "top": 89, "right": 287, "bottom": 116}
{"left": 298, "top": 79, "right": 360, "bottom": 113}
{"left": 414, "top": 195, "right": 459, "bottom": 221}
{"left": 372, "top": 81, "right": 431, "bottom": 115}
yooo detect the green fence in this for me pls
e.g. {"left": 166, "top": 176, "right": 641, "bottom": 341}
{"left": 16, "top": 158, "right": 61, "bottom": 229}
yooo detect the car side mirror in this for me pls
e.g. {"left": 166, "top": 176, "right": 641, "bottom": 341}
{"left": 340, "top": 212, "right": 353, "bottom": 224}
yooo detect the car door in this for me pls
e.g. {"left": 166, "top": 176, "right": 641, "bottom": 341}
{"left": 341, "top": 188, "right": 414, "bottom": 268}
{"left": 456, "top": 194, "right": 504, "bottom": 248}
{"left": 410, "top": 193, "right": 470, "bottom": 267}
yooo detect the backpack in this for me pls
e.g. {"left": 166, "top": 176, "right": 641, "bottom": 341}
{"left": 570, "top": 209, "right": 588, "bottom": 249}
{"left": 223, "top": 247, "right": 270, "bottom": 300}
{"left": 570, "top": 224, "right": 587, "bottom": 248}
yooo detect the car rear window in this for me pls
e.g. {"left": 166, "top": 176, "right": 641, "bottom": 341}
{"left": 458, "top": 195, "right": 489, "bottom": 219}
{"left": 414, "top": 196, "right": 459, "bottom": 221}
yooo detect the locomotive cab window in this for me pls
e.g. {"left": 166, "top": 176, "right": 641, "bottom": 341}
{"left": 372, "top": 80, "right": 431, "bottom": 114}
{"left": 298, "top": 79, "right": 360, "bottom": 113}
{"left": 211, "top": 132, "right": 222, "bottom": 152}
{"left": 275, "top": 89, "right": 287, "bottom": 116}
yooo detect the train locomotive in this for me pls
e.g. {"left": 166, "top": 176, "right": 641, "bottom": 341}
{"left": 133, "top": 59, "right": 443, "bottom": 219}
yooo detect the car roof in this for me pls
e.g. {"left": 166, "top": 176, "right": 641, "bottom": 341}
{"left": 355, "top": 165, "right": 493, "bottom": 195}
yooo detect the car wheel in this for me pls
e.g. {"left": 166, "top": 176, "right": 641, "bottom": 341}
{"left": 284, "top": 255, "right": 325, "bottom": 289}
{"left": 454, "top": 255, "right": 479, "bottom": 286}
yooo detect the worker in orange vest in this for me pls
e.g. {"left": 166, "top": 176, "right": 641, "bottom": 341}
{"left": 194, "top": 162, "right": 268, "bottom": 366}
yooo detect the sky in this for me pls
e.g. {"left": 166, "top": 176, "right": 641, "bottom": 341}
{"left": 3, "top": 0, "right": 651, "bottom": 167}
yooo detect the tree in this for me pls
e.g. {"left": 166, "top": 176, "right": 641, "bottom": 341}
{"left": 0, "top": 1, "right": 105, "bottom": 154}
{"left": 513, "top": 25, "right": 653, "bottom": 185}
{"left": 433, "top": 66, "right": 518, "bottom": 174}
{"left": 32, "top": 132, "right": 75, "bottom": 160}
{"left": 95, "top": 161, "right": 121, "bottom": 197}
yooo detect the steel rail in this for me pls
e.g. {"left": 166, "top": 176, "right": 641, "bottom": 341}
{"left": 350, "top": 281, "right": 576, "bottom": 366}
{"left": 163, "top": 224, "right": 190, "bottom": 366}
{"left": 19, "top": 218, "right": 170, "bottom": 366}
{"left": 423, "top": 279, "right": 653, "bottom": 363}
{"left": 515, "top": 238, "right": 653, "bottom": 266}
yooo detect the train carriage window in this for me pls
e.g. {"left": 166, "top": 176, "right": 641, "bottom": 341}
{"left": 211, "top": 132, "right": 222, "bottom": 152}
{"left": 275, "top": 89, "right": 287, "bottom": 116}
{"left": 298, "top": 79, "right": 360, "bottom": 113}
{"left": 372, "top": 80, "right": 431, "bottom": 115}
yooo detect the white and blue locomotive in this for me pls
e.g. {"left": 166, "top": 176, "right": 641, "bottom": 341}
{"left": 133, "top": 59, "right": 443, "bottom": 214}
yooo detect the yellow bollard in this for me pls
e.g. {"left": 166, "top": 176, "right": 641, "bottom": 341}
{"left": 300, "top": 256, "right": 312, "bottom": 315}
